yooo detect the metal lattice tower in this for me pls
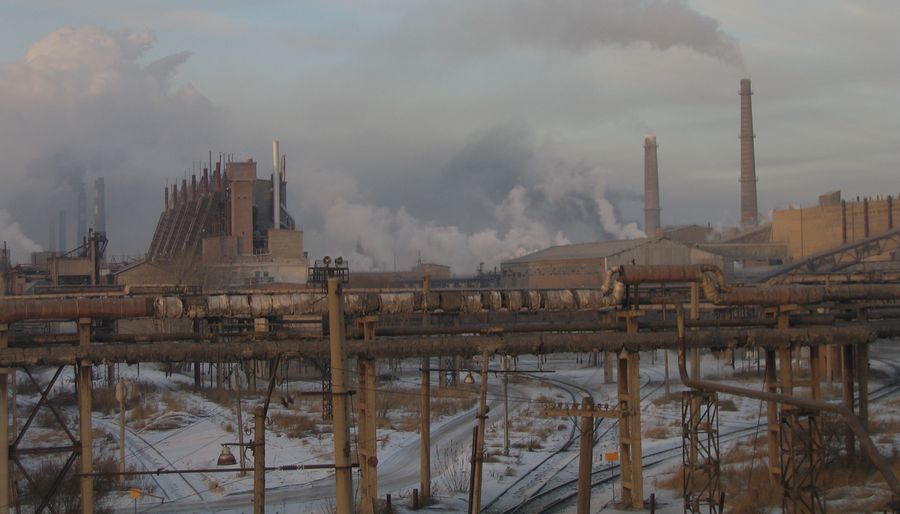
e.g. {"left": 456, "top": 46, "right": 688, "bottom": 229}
{"left": 682, "top": 390, "right": 722, "bottom": 514}
{"left": 780, "top": 408, "right": 825, "bottom": 514}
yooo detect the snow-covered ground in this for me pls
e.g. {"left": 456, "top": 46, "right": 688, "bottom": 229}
{"left": 10, "top": 340, "right": 899, "bottom": 513}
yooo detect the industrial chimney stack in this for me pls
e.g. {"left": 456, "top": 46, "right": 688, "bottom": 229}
{"left": 272, "top": 140, "right": 281, "bottom": 229}
{"left": 643, "top": 134, "right": 660, "bottom": 237}
{"left": 93, "top": 177, "right": 106, "bottom": 234}
{"left": 77, "top": 183, "right": 87, "bottom": 244}
{"left": 739, "top": 78, "right": 758, "bottom": 227}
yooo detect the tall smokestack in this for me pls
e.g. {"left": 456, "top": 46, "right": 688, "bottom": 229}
{"left": 48, "top": 219, "right": 56, "bottom": 252}
{"left": 273, "top": 140, "right": 281, "bottom": 230}
{"left": 739, "top": 78, "right": 758, "bottom": 227}
{"left": 77, "top": 182, "right": 87, "bottom": 244}
{"left": 58, "top": 210, "right": 67, "bottom": 252}
{"left": 643, "top": 134, "right": 660, "bottom": 237}
{"left": 93, "top": 177, "right": 106, "bottom": 234}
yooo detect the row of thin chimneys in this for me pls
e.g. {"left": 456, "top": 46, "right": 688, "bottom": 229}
{"left": 164, "top": 162, "right": 224, "bottom": 210}
{"left": 643, "top": 78, "right": 758, "bottom": 236}
{"left": 48, "top": 178, "right": 106, "bottom": 253}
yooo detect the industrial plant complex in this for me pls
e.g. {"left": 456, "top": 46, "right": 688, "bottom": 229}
{"left": 1, "top": 72, "right": 899, "bottom": 514}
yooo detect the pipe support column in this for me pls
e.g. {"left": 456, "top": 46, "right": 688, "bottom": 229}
{"left": 327, "top": 278, "right": 354, "bottom": 514}
{"left": 78, "top": 318, "right": 93, "bottom": 514}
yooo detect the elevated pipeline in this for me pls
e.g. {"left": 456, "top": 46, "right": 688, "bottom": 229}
{"left": 673, "top": 304, "right": 900, "bottom": 501}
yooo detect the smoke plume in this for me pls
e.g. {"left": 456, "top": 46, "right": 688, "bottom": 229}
{"left": 403, "top": 0, "right": 744, "bottom": 66}
{"left": 296, "top": 126, "right": 642, "bottom": 273}
{"left": 0, "top": 211, "right": 42, "bottom": 257}
{"left": 0, "top": 26, "right": 225, "bottom": 257}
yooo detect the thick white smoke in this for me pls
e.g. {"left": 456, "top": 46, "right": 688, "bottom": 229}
{"left": 0, "top": 211, "right": 42, "bottom": 257}
{"left": 0, "top": 27, "right": 224, "bottom": 257}
{"left": 295, "top": 130, "right": 642, "bottom": 273}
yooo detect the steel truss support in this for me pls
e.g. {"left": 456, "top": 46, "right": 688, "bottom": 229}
{"left": 779, "top": 408, "right": 825, "bottom": 514}
{"left": 681, "top": 390, "right": 722, "bottom": 514}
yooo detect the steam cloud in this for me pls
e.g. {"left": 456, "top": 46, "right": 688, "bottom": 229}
{"left": 0, "top": 211, "right": 42, "bottom": 257}
{"left": 296, "top": 126, "right": 642, "bottom": 273}
{"left": 0, "top": 26, "right": 224, "bottom": 258}
{"left": 404, "top": 0, "right": 744, "bottom": 66}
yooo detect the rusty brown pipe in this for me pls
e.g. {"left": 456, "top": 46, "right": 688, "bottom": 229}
{"left": 673, "top": 304, "right": 900, "bottom": 498}
{"left": 0, "top": 297, "right": 154, "bottom": 323}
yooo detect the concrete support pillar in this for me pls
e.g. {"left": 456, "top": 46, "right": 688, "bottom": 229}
{"left": 253, "top": 406, "right": 265, "bottom": 514}
{"left": 618, "top": 350, "right": 643, "bottom": 509}
{"left": 0, "top": 324, "right": 8, "bottom": 513}
{"left": 856, "top": 344, "right": 869, "bottom": 430}
{"left": 327, "top": 278, "right": 354, "bottom": 514}
{"left": 809, "top": 346, "right": 821, "bottom": 402}
{"left": 765, "top": 348, "right": 780, "bottom": 482}
{"left": 576, "top": 397, "right": 594, "bottom": 514}
{"left": 357, "top": 317, "right": 378, "bottom": 514}
{"left": 78, "top": 318, "right": 94, "bottom": 514}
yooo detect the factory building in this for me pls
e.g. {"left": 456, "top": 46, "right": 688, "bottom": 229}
{"left": 116, "top": 143, "right": 308, "bottom": 287}
{"left": 772, "top": 191, "right": 900, "bottom": 261}
{"left": 500, "top": 238, "right": 726, "bottom": 289}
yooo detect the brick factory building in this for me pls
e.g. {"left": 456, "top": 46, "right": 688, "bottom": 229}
{"left": 115, "top": 146, "right": 308, "bottom": 288}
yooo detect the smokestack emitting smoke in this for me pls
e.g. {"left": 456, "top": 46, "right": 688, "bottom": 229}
{"left": 77, "top": 182, "right": 87, "bottom": 244}
{"left": 57, "top": 210, "right": 66, "bottom": 251}
{"left": 48, "top": 219, "right": 56, "bottom": 252}
{"left": 643, "top": 134, "right": 660, "bottom": 237}
{"left": 739, "top": 78, "right": 758, "bottom": 227}
{"left": 272, "top": 140, "right": 281, "bottom": 229}
{"left": 93, "top": 177, "right": 106, "bottom": 234}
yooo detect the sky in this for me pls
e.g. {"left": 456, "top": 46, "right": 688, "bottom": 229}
{"left": 0, "top": 1, "right": 897, "bottom": 273}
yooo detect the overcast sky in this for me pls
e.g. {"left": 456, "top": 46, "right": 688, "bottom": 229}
{"left": 0, "top": 1, "right": 897, "bottom": 273}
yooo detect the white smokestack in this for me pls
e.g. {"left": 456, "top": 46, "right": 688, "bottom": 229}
{"left": 272, "top": 139, "right": 281, "bottom": 229}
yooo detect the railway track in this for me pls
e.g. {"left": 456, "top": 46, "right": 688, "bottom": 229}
{"left": 485, "top": 367, "right": 663, "bottom": 514}
{"left": 501, "top": 354, "right": 900, "bottom": 514}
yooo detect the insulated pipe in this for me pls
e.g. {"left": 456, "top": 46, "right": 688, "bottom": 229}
{"left": 700, "top": 274, "right": 900, "bottom": 306}
{"left": 673, "top": 304, "right": 900, "bottom": 499}
{"left": 618, "top": 264, "right": 725, "bottom": 287}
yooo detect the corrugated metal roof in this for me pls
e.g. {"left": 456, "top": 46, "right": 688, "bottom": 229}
{"left": 504, "top": 238, "right": 650, "bottom": 264}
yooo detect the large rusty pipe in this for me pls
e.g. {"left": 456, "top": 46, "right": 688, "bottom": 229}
{"left": 700, "top": 276, "right": 900, "bottom": 306}
{"left": 673, "top": 305, "right": 900, "bottom": 498}
{"left": 0, "top": 297, "right": 154, "bottom": 323}
{"left": 0, "top": 325, "right": 875, "bottom": 366}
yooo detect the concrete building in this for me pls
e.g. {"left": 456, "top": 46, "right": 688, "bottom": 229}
{"left": 115, "top": 151, "right": 307, "bottom": 287}
{"left": 501, "top": 238, "right": 726, "bottom": 289}
{"left": 772, "top": 191, "right": 900, "bottom": 260}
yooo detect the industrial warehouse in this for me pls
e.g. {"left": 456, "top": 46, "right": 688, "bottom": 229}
{"left": 0, "top": 4, "right": 899, "bottom": 514}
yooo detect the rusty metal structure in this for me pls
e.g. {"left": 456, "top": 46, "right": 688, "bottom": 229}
{"left": 0, "top": 263, "right": 899, "bottom": 513}
{"left": 780, "top": 408, "right": 825, "bottom": 514}
{"left": 682, "top": 390, "right": 721, "bottom": 514}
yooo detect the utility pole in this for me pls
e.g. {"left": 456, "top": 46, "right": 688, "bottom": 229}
{"left": 328, "top": 277, "right": 354, "bottom": 514}
{"left": 235, "top": 369, "right": 246, "bottom": 477}
{"left": 469, "top": 352, "right": 490, "bottom": 514}
{"left": 253, "top": 406, "right": 265, "bottom": 514}
{"left": 356, "top": 316, "right": 378, "bottom": 514}
{"left": 420, "top": 274, "right": 432, "bottom": 503}
{"left": 502, "top": 355, "right": 510, "bottom": 456}
{"left": 78, "top": 318, "right": 94, "bottom": 514}
{"left": 542, "top": 397, "right": 618, "bottom": 514}
{"left": 116, "top": 380, "right": 129, "bottom": 483}
{"left": 0, "top": 324, "right": 8, "bottom": 513}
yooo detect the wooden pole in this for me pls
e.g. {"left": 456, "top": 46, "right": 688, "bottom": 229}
{"left": 328, "top": 277, "right": 354, "bottom": 514}
{"left": 470, "top": 353, "right": 489, "bottom": 514}
{"left": 78, "top": 318, "right": 94, "bottom": 514}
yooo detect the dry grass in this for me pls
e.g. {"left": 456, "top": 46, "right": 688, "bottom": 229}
{"left": 643, "top": 422, "right": 676, "bottom": 439}
{"left": 269, "top": 411, "right": 320, "bottom": 438}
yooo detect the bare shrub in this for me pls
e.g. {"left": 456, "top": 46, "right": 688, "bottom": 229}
{"left": 435, "top": 440, "right": 470, "bottom": 494}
